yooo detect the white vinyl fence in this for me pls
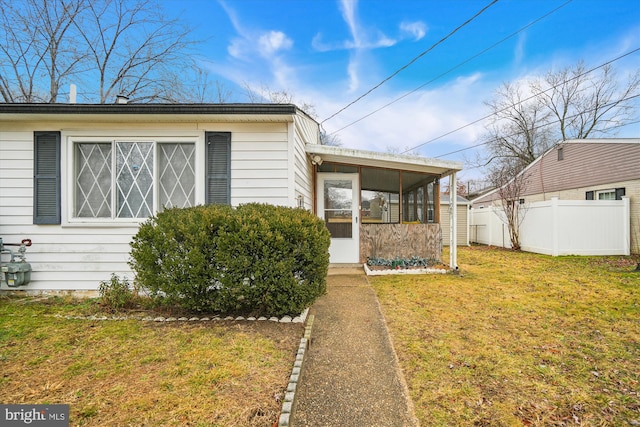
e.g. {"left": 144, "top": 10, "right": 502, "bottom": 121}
{"left": 470, "top": 197, "right": 630, "bottom": 256}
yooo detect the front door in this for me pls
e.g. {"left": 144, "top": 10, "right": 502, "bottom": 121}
{"left": 317, "top": 173, "right": 359, "bottom": 264}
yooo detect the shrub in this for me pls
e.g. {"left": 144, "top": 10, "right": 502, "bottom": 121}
{"left": 129, "top": 203, "right": 330, "bottom": 316}
{"left": 99, "top": 273, "right": 135, "bottom": 311}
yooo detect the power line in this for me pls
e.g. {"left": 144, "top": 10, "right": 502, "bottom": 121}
{"left": 433, "top": 93, "right": 640, "bottom": 159}
{"left": 320, "top": 0, "right": 499, "bottom": 125}
{"left": 328, "top": 0, "right": 573, "bottom": 136}
{"left": 402, "top": 47, "right": 640, "bottom": 154}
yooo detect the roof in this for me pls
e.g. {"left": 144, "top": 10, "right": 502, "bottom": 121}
{"left": 0, "top": 103, "right": 315, "bottom": 123}
{"left": 305, "top": 144, "right": 462, "bottom": 177}
{"left": 440, "top": 194, "right": 471, "bottom": 204}
{"left": 471, "top": 138, "right": 640, "bottom": 204}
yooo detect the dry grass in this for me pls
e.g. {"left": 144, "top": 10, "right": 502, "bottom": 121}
{"left": 371, "top": 245, "right": 639, "bottom": 426}
{"left": 0, "top": 298, "right": 302, "bottom": 426}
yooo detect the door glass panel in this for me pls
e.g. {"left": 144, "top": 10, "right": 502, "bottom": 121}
{"left": 324, "top": 180, "right": 352, "bottom": 238}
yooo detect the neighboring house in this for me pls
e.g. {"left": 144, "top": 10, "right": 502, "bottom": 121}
{"left": 471, "top": 138, "right": 640, "bottom": 253}
{"left": 0, "top": 103, "right": 462, "bottom": 292}
{"left": 440, "top": 194, "right": 470, "bottom": 246}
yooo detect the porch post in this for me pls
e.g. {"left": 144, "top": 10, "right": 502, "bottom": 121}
{"left": 450, "top": 172, "right": 458, "bottom": 270}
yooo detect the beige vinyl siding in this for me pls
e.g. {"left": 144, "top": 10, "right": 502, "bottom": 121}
{"left": 440, "top": 201, "right": 469, "bottom": 246}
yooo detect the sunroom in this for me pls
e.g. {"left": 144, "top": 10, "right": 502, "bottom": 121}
{"left": 305, "top": 144, "right": 463, "bottom": 269}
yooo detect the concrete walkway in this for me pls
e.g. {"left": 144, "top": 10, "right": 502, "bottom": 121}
{"left": 292, "top": 268, "right": 418, "bottom": 427}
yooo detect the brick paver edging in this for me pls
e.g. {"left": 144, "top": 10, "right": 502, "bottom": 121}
{"left": 278, "top": 314, "right": 314, "bottom": 427}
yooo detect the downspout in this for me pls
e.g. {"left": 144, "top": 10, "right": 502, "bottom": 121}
{"left": 450, "top": 172, "right": 458, "bottom": 270}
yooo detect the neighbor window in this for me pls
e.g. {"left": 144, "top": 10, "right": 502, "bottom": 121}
{"left": 597, "top": 190, "right": 616, "bottom": 200}
{"left": 597, "top": 188, "right": 625, "bottom": 200}
{"left": 587, "top": 188, "right": 625, "bottom": 201}
{"left": 74, "top": 140, "right": 195, "bottom": 219}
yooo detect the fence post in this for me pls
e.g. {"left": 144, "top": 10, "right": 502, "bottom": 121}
{"left": 622, "top": 197, "right": 630, "bottom": 256}
{"left": 551, "top": 197, "right": 559, "bottom": 256}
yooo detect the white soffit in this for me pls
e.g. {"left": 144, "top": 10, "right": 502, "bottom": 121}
{"left": 305, "top": 143, "right": 462, "bottom": 176}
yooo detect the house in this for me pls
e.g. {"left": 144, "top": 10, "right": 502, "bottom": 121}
{"left": 440, "top": 194, "right": 470, "bottom": 246}
{"left": 0, "top": 103, "right": 463, "bottom": 292}
{"left": 471, "top": 138, "right": 640, "bottom": 253}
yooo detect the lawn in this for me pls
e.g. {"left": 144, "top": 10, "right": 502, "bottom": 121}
{"left": 371, "top": 245, "right": 639, "bottom": 426}
{"left": 0, "top": 297, "right": 303, "bottom": 426}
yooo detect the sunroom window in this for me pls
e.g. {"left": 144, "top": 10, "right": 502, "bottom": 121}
{"left": 74, "top": 141, "right": 195, "bottom": 219}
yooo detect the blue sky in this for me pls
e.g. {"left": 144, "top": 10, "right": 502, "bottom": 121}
{"left": 167, "top": 0, "right": 640, "bottom": 179}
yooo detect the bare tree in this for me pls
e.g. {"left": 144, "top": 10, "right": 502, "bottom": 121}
{"left": 320, "top": 129, "right": 342, "bottom": 146}
{"left": 491, "top": 165, "right": 530, "bottom": 251}
{"left": 532, "top": 62, "right": 640, "bottom": 140}
{"left": 478, "top": 82, "right": 554, "bottom": 173}
{"left": 75, "top": 0, "right": 195, "bottom": 103}
{"left": 0, "top": 0, "right": 87, "bottom": 102}
{"left": 478, "top": 62, "right": 639, "bottom": 174}
{"left": 0, "top": 0, "right": 197, "bottom": 103}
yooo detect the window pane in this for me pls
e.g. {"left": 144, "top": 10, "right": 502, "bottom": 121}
{"left": 362, "top": 190, "right": 393, "bottom": 223}
{"left": 417, "top": 186, "right": 424, "bottom": 223}
{"left": 361, "top": 167, "right": 400, "bottom": 224}
{"left": 427, "top": 182, "right": 435, "bottom": 223}
{"left": 598, "top": 191, "right": 615, "bottom": 200}
{"left": 116, "top": 142, "right": 154, "bottom": 218}
{"left": 324, "top": 180, "right": 352, "bottom": 238}
{"left": 159, "top": 143, "right": 195, "bottom": 209}
{"left": 75, "top": 143, "right": 112, "bottom": 217}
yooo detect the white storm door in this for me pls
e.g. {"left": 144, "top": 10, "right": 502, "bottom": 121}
{"left": 317, "top": 173, "right": 359, "bottom": 264}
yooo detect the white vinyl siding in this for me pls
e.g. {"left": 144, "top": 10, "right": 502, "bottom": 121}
{"left": 228, "top": 124, "right": 290, "bottom": 206}
{"left": 293, "top": 114, "right": 318, "bottom": 210}
{"left": 0, "top": 118, "right": 303, "bottom": 291}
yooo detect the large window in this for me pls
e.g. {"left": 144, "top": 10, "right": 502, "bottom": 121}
{"left": 597, "top": 189, "right": 616, "bottom": 200}
{"left": 74, "top": 140, "right": 195, "bottom": 219}
{"left": 361, "top": 168, "right": 400, "bottom": 223}
{"left": 402, "top": 172, "right": 437, "bottom": 223}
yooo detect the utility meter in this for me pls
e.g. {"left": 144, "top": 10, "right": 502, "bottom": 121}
{"left": 0, "top": 238, "right": 33, "bottom": 287}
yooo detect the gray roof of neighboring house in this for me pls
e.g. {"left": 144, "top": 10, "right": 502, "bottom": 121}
{"left": 440, "top": 194, "right": 470, "bottom": 204}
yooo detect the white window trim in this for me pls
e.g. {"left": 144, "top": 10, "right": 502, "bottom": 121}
{"left": 596, "top": 189, "right": 616, "bottom": 200}
{"left": 62, "top": 133, "right": 205, "bottom": 227}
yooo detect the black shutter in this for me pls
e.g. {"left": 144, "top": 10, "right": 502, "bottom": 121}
{"left": 615, "top": 188, "right": 625, "bottom": 200}
{"left": 206, "top": 132, "right": 231, "bottom": 205}
{"left": 33, "top": 131, "right": 61, "bottom": 224}
{"left": 585, "top": 191, "right": 594, "bottom": 200}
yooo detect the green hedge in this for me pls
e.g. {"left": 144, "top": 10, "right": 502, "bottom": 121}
{"left": 129, "top": 203, "right": 330, "bottom": 316}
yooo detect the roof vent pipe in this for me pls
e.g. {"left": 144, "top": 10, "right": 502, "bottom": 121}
{"left": 115, "top": 95, "right": 129, "bottom": 104}
{"left": 69, "top": 84, "right": 76, "bottom": 104}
